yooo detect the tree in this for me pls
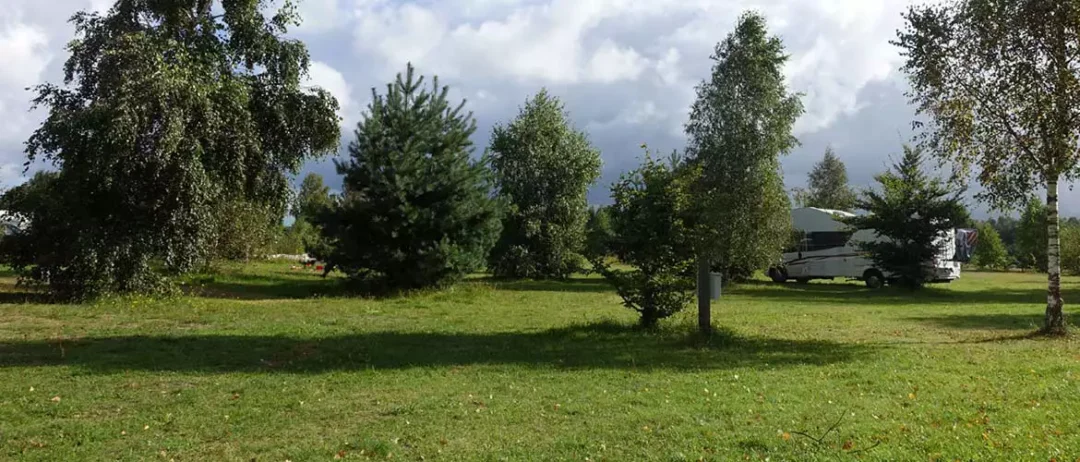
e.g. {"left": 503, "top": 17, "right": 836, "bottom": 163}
{"left": 844, "top": 145, "right": 966, "bottom": 289}
{"left": 793, "top": 147, "right": 858, "bottom": 210}
{"left": 293, "top": 173, "right": 333, "bottom": 224}
{"left": 316, "top": 64, "right": 501, "bottom": 292}
{"left": 1017, "top": 198, "right": 1049, "bottom": 272}
{"left": 487, "top": 90, "right": 602, "bottom": 279}
{"left": 987, "top": 215, "right": 1021, "bottom": 261}
{"left": 595, "top": 152, "right": 697, "bottom": 328}
{"left": 684, "top": 11, "right": 803, "bottom": 333}
{"left": 1059, "top": 221, "right": 1080, "bottom": 275}
{"left": 972, "top": 221, "right": 1010, "bottom": 270}
{"left": 583, "top": 206, "right": 614, "bottom": 263}
{"left": 210, "top": 199, "right": 279, "bottom": 262}
{"left": 2, "top": 0, "right": 339, "bottom": 299}
{"left": 895, "top": 0, "right": 1080, "bottom": 332}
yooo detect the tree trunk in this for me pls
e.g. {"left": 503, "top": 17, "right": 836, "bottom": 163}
{"left": 1045, "top": 179, "right": 1067, "bottom": 334}
{"left": 697, "top": 258, "right": 711, "bottom": 335}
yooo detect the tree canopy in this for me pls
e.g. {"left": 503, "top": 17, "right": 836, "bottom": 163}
{"left": 596, "top": 152, "right": 697, "bottom": 328}
{"left": 794, "top": 147, "right": 858, "bottom": 211}
{"left": 0, "top": 0, "right": 340, "bottom": 299}
{"left": 316, "top": 64, "right": 501, "bottom": 292}
{"left": 293, "top": 173, "right": 334, "bottom": 225}
{"left": 895, "top": 0, "right": 1080, "bottom": 332}
{"left": 685, "top": 12, "right": 803, "bottom": 280}
{"left": 487, "top": 90, "right": 601, "bottom": 279}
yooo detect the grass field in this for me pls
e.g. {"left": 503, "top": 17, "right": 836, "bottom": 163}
{"left": 1, "top": 263, "right": 1078, "bottom": 461}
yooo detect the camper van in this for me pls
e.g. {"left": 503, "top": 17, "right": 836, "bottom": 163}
{"left": 767, "top": 207, "right": 963, "bottom": 288}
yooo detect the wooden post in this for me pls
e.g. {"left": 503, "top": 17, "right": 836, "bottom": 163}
{"left": 697, "top": 258, "right": 711, "bottom": 335}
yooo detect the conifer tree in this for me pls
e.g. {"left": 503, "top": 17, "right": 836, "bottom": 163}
{"left": 318, "top": 64, "right": 501, "bottom": 291}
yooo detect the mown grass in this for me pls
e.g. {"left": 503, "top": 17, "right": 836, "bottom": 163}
{"left": 1, "top": 263, "right": 1078, "bottom": 461}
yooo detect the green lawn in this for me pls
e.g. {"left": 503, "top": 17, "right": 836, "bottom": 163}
{"left": 1, "top": 263, "right": 1078, "bottom": 461}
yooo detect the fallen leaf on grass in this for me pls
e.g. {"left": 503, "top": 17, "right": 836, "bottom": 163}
{"left": 781, "top": 432, "right": 791, "bottom": 441}
{"left": 50, "top": 396, "right": 61, "bottom": 403}
{"left": 842, "top": 440, "right": 853, "bottom": 450}
{"left": 333, "top": 450, "right": 346, "bottom": 459}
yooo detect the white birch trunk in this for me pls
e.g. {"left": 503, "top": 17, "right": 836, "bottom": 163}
{"left": 1045, "top": 179, "right": 1066, "bottom": 334}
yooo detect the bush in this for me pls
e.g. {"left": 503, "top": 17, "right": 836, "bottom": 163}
{"left": 595, "top": 152, "right": 696, "bottom": 328}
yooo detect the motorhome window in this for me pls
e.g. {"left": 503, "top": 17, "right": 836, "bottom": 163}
{"left": 804, "top": 231, "right": 852, "bottom": 251}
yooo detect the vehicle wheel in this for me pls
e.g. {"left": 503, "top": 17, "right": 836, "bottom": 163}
{"left": 795, "top": 278, "right": 811, "bottom": 284}
{"left": 864, "top": 269, "right": 885, "bottom": 289}
{"left": 768, "top": 267, "right": 787, "bottom": 283}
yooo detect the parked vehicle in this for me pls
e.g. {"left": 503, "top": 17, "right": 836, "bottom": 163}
{"left": 767, "top": 207, "right": 968, "bottom": 288}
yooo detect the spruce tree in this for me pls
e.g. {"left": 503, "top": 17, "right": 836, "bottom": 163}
{"left": 844, "top": 145, "right": 966, "bottom": 288}
{"left": 319, "top": 64, "right": 501, "bottom": 291}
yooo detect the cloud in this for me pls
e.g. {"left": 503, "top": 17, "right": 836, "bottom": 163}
{"left": 9, "top": 0, "right": 1078, "bottom": 217}
{"left": 305, "top": 61, "right": 358, "bottom": 129}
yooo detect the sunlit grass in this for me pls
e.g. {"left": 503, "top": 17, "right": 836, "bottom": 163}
{"left": 0, "top": 263, "right": 1077, "bottom": 460}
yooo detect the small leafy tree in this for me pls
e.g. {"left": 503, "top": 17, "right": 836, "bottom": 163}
{"left": 2, "top": 0, "right": 340, "bottom": 299}
{"left": 487, "top": 90, "right": 602, "bottom": 279}
{"left": 971, "top": 221, "right": 1009, "bottom": 270}
{"left": 793, "top": 146, "right": 858, "bottom": 211}
{"left": 1017, "top": 198, "right": 1049, "bottom": 272}
{"left": 684, "top": 11, "right": 803, "bottom": 332}
{"left": 595, "top": 152, "right": 697, "bottom": 328}
{"left": 1058, "top": 222, "right": 1080, "bottom": 275}
{"left": 583, "top": 206, "right": 614, "bottom": 263}
{"left": 317, "top": 64, "right": 501, "bottom": 291}
{"left": 210, "top": 199, "right": 279, "bottom": 262}
{"left": 291, "top": 172, "right": 335, "bottom": 261}
{"left": 293, "top": 173, "right": 333, "bottom": 224}
{"left": 844, "top": 145, "right": 966, "bottom": 288}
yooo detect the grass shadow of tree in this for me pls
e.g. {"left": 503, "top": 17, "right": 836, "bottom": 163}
{"left": 0, "top": 322, "right": 875, "bottom": 373}
{"left": 471, "top": 277, "right": 613, "bottom": 294}
{"left": 734, "top": 280, "right": 1063, "bottom": 307}
{"left": 907, "top": 313, "right": 1046, "bottom": 331}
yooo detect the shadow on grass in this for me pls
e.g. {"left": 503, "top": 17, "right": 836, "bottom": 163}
{"left": 907, "top": 313, "right": 1046, "bottom": 331}
{"left": 0, "top": 322, "right": 874, "bottom": 373}
{"left": 472, "top": 277, "right": 613, "bottom": 294}
{"left": 182, "top": 271, "right": 347, "bottom": 300}
{"left": 733, "top": 280, "right": 1062, "bottom": 307}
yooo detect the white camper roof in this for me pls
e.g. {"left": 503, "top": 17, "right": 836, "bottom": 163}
{"left": 791, "top": 207, "right": 855, "bottom": 233}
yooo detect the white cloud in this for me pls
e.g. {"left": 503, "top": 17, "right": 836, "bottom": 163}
{"left": 587, "top": 40, "right": 647, "bottom": 83}
{"left": 0, "top": 20, "right": 51, "bottom": 145}
{"left": 306, "top": 61, "right": 358, "bottom": 129}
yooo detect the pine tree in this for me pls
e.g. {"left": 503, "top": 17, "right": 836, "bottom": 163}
{"left": 795, "top": 147, "right": 857, "bottom": 211}
{"left": 487, "top": 90, "right": 601, "bottom": 279}
{"left": 318, "top": 64, "right": 501, "bottom": 291}
{"left": 844, "top": 145, "right": 966, "bottom": 288}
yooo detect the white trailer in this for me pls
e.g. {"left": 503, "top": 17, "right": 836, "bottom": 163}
{"left": 766, "top": 207, "right": 962, "bottom": 288}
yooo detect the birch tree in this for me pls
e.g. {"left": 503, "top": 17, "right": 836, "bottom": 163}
{"left": 895, "top": 0, "right": 1080, "bottom": 334}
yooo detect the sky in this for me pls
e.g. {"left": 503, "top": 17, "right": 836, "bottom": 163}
{"left": 0, "top": 0, "right": 1059, "bottom": 217}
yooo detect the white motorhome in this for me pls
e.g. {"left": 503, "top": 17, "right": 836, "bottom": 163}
{"left": 767, "top": 207, "right": 962, "bottom": 288}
